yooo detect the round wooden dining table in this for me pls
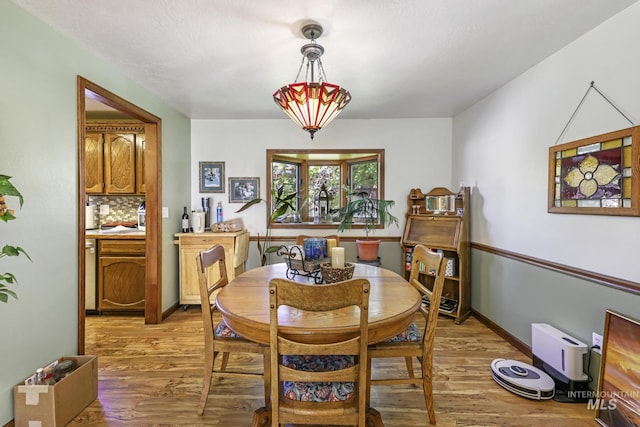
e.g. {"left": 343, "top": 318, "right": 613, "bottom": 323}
{"left": 216, "top": 262, "right": 421, "bottom": 346}
{"left": 216, "top": 262, "right": 421, "bottom": 427}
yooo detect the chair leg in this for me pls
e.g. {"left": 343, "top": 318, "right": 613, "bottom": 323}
{"left": 219, "top": 351, "right": 230, "bottom": 371}
{"left": 422, "top": 361, "right": 436, "bottom": 424}
{"left": 198, "top": 350, "right": 215, "bottom": 415}
{"left": 366, "top": 355, "right": 373, "bottom": 406}
{"left": 262, "top": 351, "right": 271, "bottom": 405}
{"left": 405, "top": 356, "right": 415, "bottom": 379}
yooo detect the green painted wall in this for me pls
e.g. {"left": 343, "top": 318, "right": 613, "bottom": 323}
{"left": 471, "top": 249, "right": 639, "bottom": 347}
{"left": 0, "top": 2, "right": 190, "bottom": 423}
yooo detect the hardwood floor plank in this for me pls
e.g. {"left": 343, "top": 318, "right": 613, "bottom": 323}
{"left": 70, "top": 309, "right": 596, "bottom": 426}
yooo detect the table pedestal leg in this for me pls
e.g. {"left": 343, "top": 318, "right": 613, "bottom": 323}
{"left": 250, "top": 406, "right": 271, "bottom": 427}
{"left": 366, "top": 406, "right": 385, "bottom": 427}
{"left": 250, "top": 405, "right": 384, "bottom": 427}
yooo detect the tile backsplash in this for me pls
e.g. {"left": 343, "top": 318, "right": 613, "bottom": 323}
{"left": 88, "top": 195, "right": 145, "bottom": 225}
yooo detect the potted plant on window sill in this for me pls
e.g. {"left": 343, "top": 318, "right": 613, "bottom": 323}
{"left": 336, "top": 187, "right": 399, "bottom": 261}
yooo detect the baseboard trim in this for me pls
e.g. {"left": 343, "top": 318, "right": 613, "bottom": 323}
{"left": 162, "top": 302, "right": 180, "bottom": 320}
{"left": 471, "top": 310, "right": 531, "bottom": 358}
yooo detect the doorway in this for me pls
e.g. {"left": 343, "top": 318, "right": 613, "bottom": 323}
{"left": 77, "top": 76, "right": 163, "bottom": 354}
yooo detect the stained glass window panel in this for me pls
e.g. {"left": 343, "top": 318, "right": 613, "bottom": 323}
{"left": 548, "top": 126, "right": 640, "bottom": 216}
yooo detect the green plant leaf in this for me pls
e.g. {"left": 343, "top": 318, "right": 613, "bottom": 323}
{"left": 0, "top": 272, "right": 17, "bottom": 284}
{"left": 0, "top": 175, "right": 24, "bottom": 208}
{"left": 234, "top": 198, "right": 264, "bottom": 213}
{"left": 1, "top": 245, "right": 31, "bottom": 260}
{"left": 0, "top": 210, "right": 16, "bottom": 223}
{"left": 0, "top": 286, "right": 18, "bottom": 302}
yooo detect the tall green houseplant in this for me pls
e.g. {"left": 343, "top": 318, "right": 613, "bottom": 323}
{"left": 235, "top": 185, "right": 296, "bottom": 266}
{"left": 336, "top": 186, "right": 399, "bottom": 261}
{"left": 0, "top": 175, "right": 31, "bottom": 303}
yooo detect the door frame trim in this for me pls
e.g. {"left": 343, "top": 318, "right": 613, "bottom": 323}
{"left": 77, "top": 76, "right": 163, "bottom": 353}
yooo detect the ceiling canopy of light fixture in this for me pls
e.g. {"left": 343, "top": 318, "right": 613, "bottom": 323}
{"left": 273, "top": 23, "right": 351, "bottom": 140}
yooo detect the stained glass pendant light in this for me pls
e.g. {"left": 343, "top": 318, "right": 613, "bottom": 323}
{"left": 273, "top": 23, "right": 351, "bottom": 140}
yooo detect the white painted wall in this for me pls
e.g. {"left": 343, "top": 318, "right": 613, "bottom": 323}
{"left": 190, "top": 118, "right": 453, "bottom": 241}
{"left": 454, "top": 2, "right": 640, "bottom": 283}
{"left": 0, "top": 3, "right": 190, "bottom": 423}
{"left": 453, "top": 2, "right": 640, "bottom": 344}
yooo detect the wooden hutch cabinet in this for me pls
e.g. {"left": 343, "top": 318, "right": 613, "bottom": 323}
{"left": 85, "top": 123, "right": 145, "bottom": 195}
{"left": 401, "top": 186, "right": 471, "bottom": 324}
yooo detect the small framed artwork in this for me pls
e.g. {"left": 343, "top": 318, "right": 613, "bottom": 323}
{"left": 199, "top": 161, "right": 225, "bottom": 193}
{"left": 229, "top": 177, "right": 260, "bottom": 203}
{"left": 548, "top": 126, "right": 640, "bottom": 216}
{"left": 595, "top": 310, "right": 640, "bottom": 426}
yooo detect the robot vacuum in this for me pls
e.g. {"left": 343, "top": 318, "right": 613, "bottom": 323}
{"left": 491, "top": 359, "right": 555, "bottom": 400}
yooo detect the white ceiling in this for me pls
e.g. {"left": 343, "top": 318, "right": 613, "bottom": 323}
{"left": 11, "top": 0, "right": 638, "bottom": 119}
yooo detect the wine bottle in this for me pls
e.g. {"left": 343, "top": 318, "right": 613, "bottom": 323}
{"left": 181, "top": 207, "right": 189, "bottom": 232}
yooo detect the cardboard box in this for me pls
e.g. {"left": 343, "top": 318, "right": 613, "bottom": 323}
{"left": 14, "top": 355, "right": 98, "bottom": 427}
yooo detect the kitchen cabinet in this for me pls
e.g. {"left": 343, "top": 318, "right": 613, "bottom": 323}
{"left": 401, "top": 186, "right": 471, "bottom": 324}
{"left": 98, "top": 239, "right": 145, "bottom": 312}
{"left": 85, "top": 123, "right": 145, "bottom": 195}
{"left": 104, "top": 133, "right": 136, "bottom": 194}
{"left": 174, "top": 230, "right": 250, "bottom": 307}
{"left": 85, "top": 132, "right": 104, "bottom": 194}
{"left": 136, "top": 134, "right": 146, "bottom": 194}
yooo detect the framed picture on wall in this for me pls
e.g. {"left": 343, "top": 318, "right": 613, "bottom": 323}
{"left": 199, "top": 161, "right": 225, "bottom": 193}
{"left": 548, "top": 126, "right": 640, "bottom": 216}
{"left": 229, "top": 177, "right": 259, "bottom": 203}
{"left": 595, "top": 310, "right": 640, "bottom": 426}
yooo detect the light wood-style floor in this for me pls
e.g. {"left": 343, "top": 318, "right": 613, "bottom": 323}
{"left": 70, "top": 309, "right": 596, "bottom": 426}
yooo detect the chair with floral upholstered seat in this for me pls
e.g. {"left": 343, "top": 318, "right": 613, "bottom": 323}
{"left": 196, "top": 244, "right": 270, "bottom": 415}
{"left": 268, "top": 277, "right": 370, "bottom": 426}
{"left": 366, "top": 244, "right": 446, "bottom": 424}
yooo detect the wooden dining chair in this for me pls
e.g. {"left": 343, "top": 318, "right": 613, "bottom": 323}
{"left": 268, "top": 277, "right": 370, "bottom": 427}
{"left": 196, "top": 244, "right": 270, "bottom": 416}
{"left": 366, "top": 245, "right": 446, "bottom": 424}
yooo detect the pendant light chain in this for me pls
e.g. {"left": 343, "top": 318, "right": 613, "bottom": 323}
{"left": 293, "top": 56, "right": 306, "bottom": 83}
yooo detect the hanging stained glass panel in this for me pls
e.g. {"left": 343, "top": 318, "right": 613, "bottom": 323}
{"left": 548, "top": 126, "right": 640, "bottom": 216}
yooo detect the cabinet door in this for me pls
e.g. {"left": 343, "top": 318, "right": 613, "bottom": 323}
{"left": 178, "top": 234, "right": 237, "bottom": 305}
{"left": 104, "top": 133, "right": 136, "bottom": 194}
{"left": 179, "top": 247, "right": 224, "bottom": 305}
{"left": 85, "top": 132, "right": 104, "bottom": 194}
{"left": 136, "top": 134, "right": 145, "bottom": 194}
{"left": 98, "top": 256, "right": 145, "bottom": 311}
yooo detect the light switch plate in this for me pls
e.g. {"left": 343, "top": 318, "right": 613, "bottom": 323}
{"left": 162, "top": 207, "right": 169, "bottom": 218}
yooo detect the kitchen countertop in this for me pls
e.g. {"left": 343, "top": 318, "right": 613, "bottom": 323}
{"left": 85, "top": 230, "right": 146, "bottom": 239}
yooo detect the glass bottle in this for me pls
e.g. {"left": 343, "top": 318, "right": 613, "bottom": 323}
{"left": 181, "top": 206, "right": 190, "bottom": 233}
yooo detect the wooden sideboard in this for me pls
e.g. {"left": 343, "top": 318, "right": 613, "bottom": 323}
{"left": 174, "top": 230, "right": 250, "bottom": 307}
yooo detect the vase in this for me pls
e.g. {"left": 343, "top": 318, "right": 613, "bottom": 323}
{"left": 356, "top": 239, "right": 380, "bottom": 261}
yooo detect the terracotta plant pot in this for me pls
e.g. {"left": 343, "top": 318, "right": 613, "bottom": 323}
{"left": 356, "top": 239, "right": 380, "bottom": 261}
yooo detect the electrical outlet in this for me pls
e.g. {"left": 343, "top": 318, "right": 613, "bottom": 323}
{"left": 592, "top": 332, "right": 603, "bottom": 349}
{"left": 99, "top": 204, "right": 109, "bottom": 215}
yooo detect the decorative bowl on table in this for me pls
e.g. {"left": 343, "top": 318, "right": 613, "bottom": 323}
{"left": 320, "top": 262, "right": 355, "bottom": 284}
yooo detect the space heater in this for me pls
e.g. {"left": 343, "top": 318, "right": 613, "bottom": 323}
{"left": 531, "top": 323, "right": 590, "bottom": 402}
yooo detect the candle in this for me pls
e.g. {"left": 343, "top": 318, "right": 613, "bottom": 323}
{"left": 326, "top": 239, "right": 337, "bottom": 255}
{"left": 331, "top": 247, "right": 345, "bottom": 268}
